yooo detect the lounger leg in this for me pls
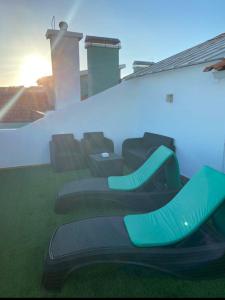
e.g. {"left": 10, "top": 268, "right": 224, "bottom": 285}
{"left": 42, "top": 259, "right": 71, "bottom": 290}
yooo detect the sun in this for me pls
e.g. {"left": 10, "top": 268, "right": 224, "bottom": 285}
{"left": 20, "top": 54, "right": 52, "bottom": 87}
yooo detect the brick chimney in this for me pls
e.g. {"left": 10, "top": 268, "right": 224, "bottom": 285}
{"left": 46, "top": 21, "right": 83, "bottom": 109}
{"left": 85, "top": 36, "right": 121, "bottom": 97}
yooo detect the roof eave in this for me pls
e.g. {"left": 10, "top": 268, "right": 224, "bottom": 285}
{"left": 125, "top": 57, "right": 225, "bottom": 80}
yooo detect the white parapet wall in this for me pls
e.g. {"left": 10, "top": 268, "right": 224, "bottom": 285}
{"left": 0, "top": 79, "right": 140, "bottom": 169}
{"left": 0, "top": 61, "right": 224, "bottom": 178}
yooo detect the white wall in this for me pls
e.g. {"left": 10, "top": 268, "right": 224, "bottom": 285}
{"left": 0, "top": 79, "right": 140, "bottom": 169}
{"left": 133, "top": 64, "right": 225, "bottom": 177}
{"left": 0, "top": 122, "right": 29, "bottom": 129}
{"left": 0, "top": 61, "right": 224, "bottom": 178}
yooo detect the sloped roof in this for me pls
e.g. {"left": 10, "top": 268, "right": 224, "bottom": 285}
{"left": 125, "top": 33, "right": 225, "bottom": 80}
{"left": 0, "top": 87, "right": 52, "bottom": 123}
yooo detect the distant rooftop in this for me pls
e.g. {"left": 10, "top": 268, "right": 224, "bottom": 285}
{"left": 125, "top": 33, "right": 225, "bottom": 80}
{"left": 133, "top": 61, "right": 155, "bottom": 66}
{"left": 0, "top": 87, "right": 52, "bottom": 123}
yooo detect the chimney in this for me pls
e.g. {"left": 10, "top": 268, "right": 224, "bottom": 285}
{"left": 46, "top": 21, "right": 83, "bottom": 109}
{"left": 133, "top": 61, "right": 155, "bottom": 73}
{"left": 85, "top": 36, "right": 121, "bottom": 97}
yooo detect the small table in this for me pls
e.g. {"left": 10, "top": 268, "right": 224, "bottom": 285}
{"left": 88, "top": 153, "right": 123, "bottom": 177}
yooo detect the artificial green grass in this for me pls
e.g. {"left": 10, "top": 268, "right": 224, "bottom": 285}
{"left": 0, "top": 165, "right": 225, "bottom": 298}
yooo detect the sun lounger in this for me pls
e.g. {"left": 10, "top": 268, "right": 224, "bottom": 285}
{"left": 42, "top": 166, "right": 225, "bottom": 290}
{"left": 55, "top": 145, "right": 182, "bottom": 214}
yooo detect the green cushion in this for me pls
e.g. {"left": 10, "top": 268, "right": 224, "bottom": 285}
{"left": 108, "top": 145, "right": 181, "bottom": 191}
{"left": 124, "top": 166, "right": 225, "bottom": 247}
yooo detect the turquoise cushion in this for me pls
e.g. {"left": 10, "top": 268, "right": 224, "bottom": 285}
{"left": 108, "top": 145, "right": 180, "bottom": 191}
{"left": 124, "top": 166, "right": 225, "bottom": 247}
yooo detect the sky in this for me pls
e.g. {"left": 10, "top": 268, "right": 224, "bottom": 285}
{"left": 1, "top": 0, "right": 225, "bottom": 86}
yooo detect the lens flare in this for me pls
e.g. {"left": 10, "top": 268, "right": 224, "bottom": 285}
{"left": 0, "top": 87, "right": 25, "bottom": 121}
{"left": 51, "top": 0, "right": 82, "bottom": 51}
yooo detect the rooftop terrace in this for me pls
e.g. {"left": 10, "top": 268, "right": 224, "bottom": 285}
{"left": 1, "top": 23, "right": 225, "bottom": 298}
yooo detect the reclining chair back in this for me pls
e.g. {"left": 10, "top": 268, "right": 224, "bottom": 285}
{"left": 52, "top": 134, "right": 80, "bottom": 153}
{"left": 124, "top": 165, "right": 225, "bottom": 247}
{"left": 82, "top": 131, "right": 114, "bottom": 155}
{"left": 143, "top": 132, "right": 175, "bottom": 151}
{"left": 50, "top": 133, "right": 84, "bottom": 171}
{"left": 83, "top": 132, "right": 104, "bottom": 140}
{"left": 108, "top": 145, "right": 181, "bottom": 191}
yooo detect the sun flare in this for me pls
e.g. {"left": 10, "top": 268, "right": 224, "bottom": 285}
{"left": 20, "top": 54, "right": 52, "bottom": 87}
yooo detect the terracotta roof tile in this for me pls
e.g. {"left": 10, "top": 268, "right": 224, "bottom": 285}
{"left": 203, "top": 58, "right": 225, "bottom": 72}
{"left": 0, "top": 87, "right": 52, "bottom": 123}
